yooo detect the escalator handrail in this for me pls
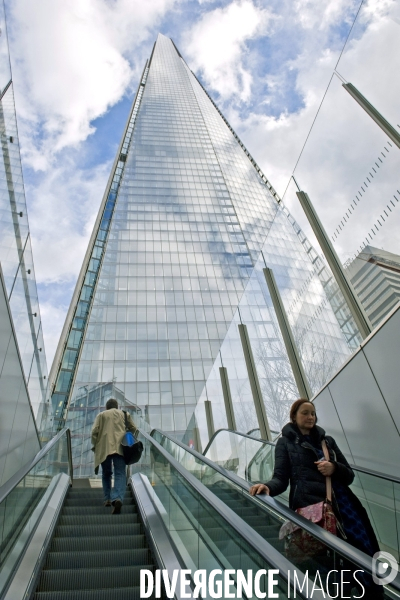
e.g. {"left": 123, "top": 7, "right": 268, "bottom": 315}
{"left": 203, "top": 427, "right": 271, "bottom": 454}
{"left": 204, "top": 427, "right": 400, "bottom": 485}
{"left": 148, "top": 427, "right": 398, "bottom": 584}
{"left": 0, "top": 427, "right": 73, "bottom": 505}
{"left": 140, "top": 429, "right": 314, "bottom": 599}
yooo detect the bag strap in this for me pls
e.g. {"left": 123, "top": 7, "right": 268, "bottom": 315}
{"left": 321, "top": 439, "right": 332, "bottom": 503}
{"left": 122, "top": 410, "right": 129, "bottom": 432}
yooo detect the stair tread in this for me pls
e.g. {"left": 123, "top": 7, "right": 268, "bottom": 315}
{"left": 59, "top": 514, "right": 137, "bottom": 525}
{"left": 50, "top": 534, "right": 147, "bottom": 552}
{"left": 62, "top": 506, "right": 137, "bottom": 515}
{"left": 33, "top": 587, "right": 157, "bottom": 600}
{"left": 37, "top": 565, "right": 154, "bottom": 592}
{"left": 45, "top": 549, "right": 151, "bottom": 570}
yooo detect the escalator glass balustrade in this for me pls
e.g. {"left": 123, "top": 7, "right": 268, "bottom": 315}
{"left": 203, "top": 428, "right": 400, "bottom": 562}
{"left": 146, "top": 427, "right": 400, "bottom": 599}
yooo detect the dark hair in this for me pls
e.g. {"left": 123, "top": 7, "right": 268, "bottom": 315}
{"left": 290, "top": 399, "right": 317, "bottom": 423}
{"left": 106, "top": 398, "right": 118, "bottom": 410}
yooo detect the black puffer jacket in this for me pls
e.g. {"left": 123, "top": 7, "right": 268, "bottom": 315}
{"left": 265, "top": 422, "right": 381, "bottom": 557}
{"left": 265, "top": 423, "right": 354, "bottom": 510}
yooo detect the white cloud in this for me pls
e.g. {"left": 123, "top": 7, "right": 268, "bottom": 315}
{"left": 232, "top": 45, "right": 339, "bottom": 196}
{"left": 293, "top": 0, "right": 356, "bottom": 30}
{"left": 39, "top": 299, "right": 73, "bottom": 374}
{"left": 25, "top": 154, "right": 111, "bottom": 363}
{"left": 184, "top": 0, "right": 273, "bottom": 102}
{"left": 8, "top": 0, "right": 178, "bottom": 166}
{"left": 27, "top": 157, "right": 110, "bottom": 284}
{"left": 220, "top": 0, "right": 400, "bottom": 268}
{"left": 236, "top": 0, "right": 400, "bottom": 265}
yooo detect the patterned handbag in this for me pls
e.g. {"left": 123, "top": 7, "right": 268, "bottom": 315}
{"left": 279, "top": 440, "right": 338, "bottom": 561}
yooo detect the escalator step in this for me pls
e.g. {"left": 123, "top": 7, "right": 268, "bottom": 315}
{"left": 36, "top": 564, "right": 154, "bottom": 592}
{"left": 33, "top": 586, "right": 148, "bottom": 600}
{"left": 197, "top": 517, "right": 227, "bottom": 530}
{"left": 204, "top": 525, "right": 283, "bottom": 550}
{"left": 204, "top": 526, "right": 247, "bottom": 545}
{"left": 62, "top": 505, "right": 137, "bottom": 516}
{"left": 206, "top": 492, "right": 280, "bottom": 526}
{"left": 45, "top": 548, "right": 152, "bottom": 570}
{"left": 64, "top": 497, "right": 135, "bottom": 507}
{"left": 67, "top": 490, "right": 132, "bottom": 500}
{"left": 55, "top": 523, "right": 141, "bottom": 538}
{"left": 265, "top": 538, "right": 285, "bottom": 552}
{"left": 50, "top": 534, "right": 147, "bottom": 553}
{"left": 58, "top": 514, "right": 138, "bottom": 526}
{"left": 241, "top": 515, "right": 278, "bottom": 528}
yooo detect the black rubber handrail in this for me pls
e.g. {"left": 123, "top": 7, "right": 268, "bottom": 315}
{"left": 203, "top": 427, "right": 400, "bottom": 484}
{"left": 0, "top": 427, "right": 73, "bottom": 505}
{"left": 140, "top": 429, "right": 315, "bottom": 600}
{"left": 148, "top": 427, "right": 400, "bottom": 590}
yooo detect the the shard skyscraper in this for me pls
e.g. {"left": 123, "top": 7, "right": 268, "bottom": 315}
{"left": 49, "top": 35, "right": 358, "bottom": 477}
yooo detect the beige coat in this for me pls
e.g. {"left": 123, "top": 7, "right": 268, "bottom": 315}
{"left": 91, "top": 408, "right": 138, "bottom": 469}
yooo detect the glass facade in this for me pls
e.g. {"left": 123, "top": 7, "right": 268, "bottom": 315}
{"left": 0, "top": 1, "right": 48, "bottom": 426}
{"left": 52, "top": 34, "right": 359, "bottom": 477}
{"left": 283, "top": 1, "right": 400, "bottom": 282}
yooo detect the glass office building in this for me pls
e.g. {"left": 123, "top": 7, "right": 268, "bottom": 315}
{"left": 345, "top": 246, "right": 400, "bottom": 329}
{"left": 49, "top": 34, "right": 359, "bottom": 477}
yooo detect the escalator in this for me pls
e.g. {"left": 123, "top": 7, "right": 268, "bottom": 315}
{"left": 1, "top": 426, "right": 400, "bottom": 599}
{"left": 202, "top": 427, "right": 400, "bottom": 561}
{"left": 148, "top": 427, "right": 400, "bottom": 598}
{"left": 33, "top": 486, "right": 154, "bottom": 599}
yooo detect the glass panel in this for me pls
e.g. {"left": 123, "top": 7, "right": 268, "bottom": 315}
{"left": 0, "top": 2, "right": 11, "bottom": 91}
{"left": 350, "top": 471, "right": 400, "bottom": 561}
{"left": 135, "top": 431, "right": 399, "bottom": 598}
{"left": 0, "top": 431, "right": 70, "bottom": 595}
{"left": 0, "top": 84, "right": 48, "bottom": 421}
{"left": 204, "top": 428, "right": 400, "bottom": 561}
{"left": 132, "top": 434, "right": 290, "bottom": 599}
{"left": 290, "top": 73, "right": 400, "bottom": 331}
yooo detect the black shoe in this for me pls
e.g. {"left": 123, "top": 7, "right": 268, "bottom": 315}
{"left": 104, "top": 500, "right": 111, "bottom": 507}
{"left": 112, "top": 499, "right": 122, "bottom": 514}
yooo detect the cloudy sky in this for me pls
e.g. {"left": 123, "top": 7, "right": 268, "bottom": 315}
{"left": 4, "top": 0, "right": 399, "bottom": 365}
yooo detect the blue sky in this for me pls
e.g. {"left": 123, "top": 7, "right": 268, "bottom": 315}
{"left": 4, "top": 0, "right": 399, "bottom": 365}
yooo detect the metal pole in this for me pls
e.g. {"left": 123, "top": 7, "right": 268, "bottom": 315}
{"left": 263, "top": 267, "right": 312, "bottom": 399}
{"left": 238, "top": 324, "right": 272, "bottom": 441}
{"left": 296, "top": 190, "right": 372, "bottom": 339}
{"left": 204, "top": 400, "right": 215, "bottom": 439}
{"left": 193, "top": 425, "right": 202, "bottom": 453}
{"left": 219, "top": 367, "right": 237, "bottom": 431}
{"left": 342, "top": 83, "right": 400, "bottom": 150}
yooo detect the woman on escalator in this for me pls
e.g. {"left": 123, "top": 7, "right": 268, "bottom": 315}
{"left": 249, "top": 398, "right": 383, "bottom": 599}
